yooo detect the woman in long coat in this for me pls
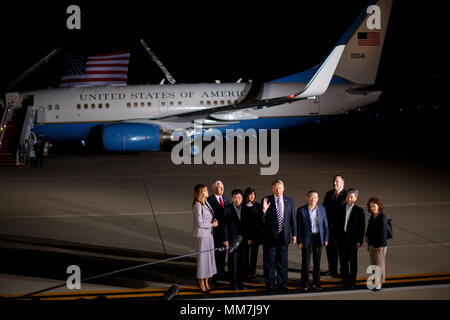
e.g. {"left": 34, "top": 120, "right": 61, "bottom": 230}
{"left": 193, "top": 184, "right": 218, "bottom": 292}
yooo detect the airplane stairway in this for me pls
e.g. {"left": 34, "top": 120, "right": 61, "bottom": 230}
{"left": 0, "top": 108, "right": 26, "bottom": 167}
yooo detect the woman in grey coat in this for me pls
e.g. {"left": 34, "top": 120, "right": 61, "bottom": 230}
{"left": 193, "top": 184, "right": 218, "bottom": 292}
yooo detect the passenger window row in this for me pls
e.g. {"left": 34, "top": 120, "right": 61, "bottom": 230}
{"left": 76, "top": 103, "right": 110, "bottom": 110}
{"left": 64, "top": 99, "right": 239, "bottom": 111}
{"left": 200, "top": 100, "right": 237, "bottom": 106}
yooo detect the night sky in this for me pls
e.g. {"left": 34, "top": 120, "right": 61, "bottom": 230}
{"left": 0, "top": 1, "right": 444, "bottom": 96}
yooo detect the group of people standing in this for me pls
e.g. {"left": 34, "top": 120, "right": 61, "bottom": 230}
{"left": 17, "top": 138, "right": 47, "bottom": 168}
{"left": 192, "top": 175, "right": 389, "bottom": 293}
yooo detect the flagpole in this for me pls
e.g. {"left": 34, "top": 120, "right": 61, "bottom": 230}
{"left": 0, "top": 47, "right": 61, "bottom": 95}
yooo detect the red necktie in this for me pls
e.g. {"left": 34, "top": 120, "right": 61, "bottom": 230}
{"left": 219, "top": 196, "right": 224, "bottom": 207}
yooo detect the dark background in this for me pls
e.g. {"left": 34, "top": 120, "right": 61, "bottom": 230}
{"left": 0, "top": 0, "right": 446, "bottom": 152}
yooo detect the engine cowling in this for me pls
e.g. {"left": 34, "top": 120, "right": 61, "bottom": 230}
{"left": 102, "top": 123, "right": 161, "bottom": 152}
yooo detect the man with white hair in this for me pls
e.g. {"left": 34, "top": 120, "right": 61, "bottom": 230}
{"left": 336, "top": 188, "right": 365, "bottom": 288}
{"left": 207, "top": 180, "right": 230, "bottom": 283}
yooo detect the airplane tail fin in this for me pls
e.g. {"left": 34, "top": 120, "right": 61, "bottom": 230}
{"left": 273, "top": 0, "right": 392, "bottom": 85}
{"left": 334, "top": 0, "right": 392, "bottom": 85}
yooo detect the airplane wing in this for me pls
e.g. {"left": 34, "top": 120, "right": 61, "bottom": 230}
{"left": 120, "top": 44, "right": 345, "bottom": 131}
{"left": 158, "top": 44, "right": 345, "bottom": 121}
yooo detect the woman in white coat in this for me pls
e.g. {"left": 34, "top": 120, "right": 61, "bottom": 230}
{"left": 193, "top": 184, "right": 218, "bottom": 292}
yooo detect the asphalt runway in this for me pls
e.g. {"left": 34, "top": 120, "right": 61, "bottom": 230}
{"left": 1, "top": 112, "right": 449, "bottom": 299}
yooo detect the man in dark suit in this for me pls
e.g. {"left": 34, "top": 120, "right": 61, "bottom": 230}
{"left": 336, "top": 188, "right": 365, "bottom": 288}
{"left": 261, "top": 180, "right": 297, "bottom": 291}
{"left": 222, "top": 189, "right": 249, "bottom": 290}
{"left": 322, "top": 175, "right": 347, "bottom": 278}
{"left": 207, "top": 180, "right": 230, "bottom": 283}
{"left": 297, "top": 191, "right": 329, "bottom": 291}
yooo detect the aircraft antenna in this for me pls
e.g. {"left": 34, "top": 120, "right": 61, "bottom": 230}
{"left": 140, "top": 39, "right": 176, "bottom": 85}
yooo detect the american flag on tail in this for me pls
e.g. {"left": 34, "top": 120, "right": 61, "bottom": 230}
{"left": 60, "top": 50, "right": 130, "bottom": 87}
{"left": 357, "top": 32, "right": 380, "bottom": 46}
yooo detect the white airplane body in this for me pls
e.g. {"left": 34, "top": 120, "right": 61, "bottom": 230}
{"left": 18, "top": 0, "right": 391, "bottom": 152}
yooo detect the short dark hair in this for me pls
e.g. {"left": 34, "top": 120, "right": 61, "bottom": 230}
{"left": 231, "top": 189, "right": 243, "bottom": 197}
{"left": 334, "top": 175, "right": 345, "bottom": 181}
{"left": 307, "top": 190, "right": 319, "bottom": 197}
{"left": 367, "top": 197, "right": 383, "bottom": 213}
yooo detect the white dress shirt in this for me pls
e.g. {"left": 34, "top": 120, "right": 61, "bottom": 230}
{"left": 344, "top": 204, "right": 354, "bottom": 232}
{"left": 309, "top": 206, "right": 318, "bottom": 233}
{"left": 215, "top": 194, "right": 224, "bottom": 205}
{"left": 274, "top": 195, "right": 284, "bottom": 215}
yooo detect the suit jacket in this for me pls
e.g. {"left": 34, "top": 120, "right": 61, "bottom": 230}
{"left": 193, "top": 201, "right": 214, "bottom": 238}
{"left": 242, "top": 202, "right": 264, "bottom": 242}
{"left": 221, "top": 204, "right": 251, "bottom": 244}
{"left": 322, "top": 189, "right": 347, "bottom": 227}
{"left": 365, "top": 212, "right": 388, "bottom": 248}
{"left": 207, "top": 194, "right": 230, "bottom": 222}
{"left": 336, "top": 204, "right": 365, "bottom": 245}
{"left": 296, "top": 204, "right": 329, "bottom": 247}
{"left": 260, "top": 195, "right": 297, "bottom": 245}
{"left": 207, "top": 194, "right": 230, "bottom": 241}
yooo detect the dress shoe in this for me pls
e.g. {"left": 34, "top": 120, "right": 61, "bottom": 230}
{"left": 324, "top": 270, "right": 338, "bottom": 276}
{"left": 300, "top": 283, "right": 309, "bottom": 291}
{"left": 346, "top": 282, "right": 356, "bottom": 289}
{"left": 338, "top": 279, "right": 350, "bottom": 287}
{"left": 278, "top": 286, "right": 288, "bottom": 292}
{"left": 313, "top": 283, "right": 323, "bottom": 291}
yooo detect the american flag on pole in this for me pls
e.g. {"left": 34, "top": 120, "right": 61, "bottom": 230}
{"left": 60, "top": 50, "right": 130, "bottom": 87}
{"left": 357, "top": 32, "right": 380, "bottom": 46}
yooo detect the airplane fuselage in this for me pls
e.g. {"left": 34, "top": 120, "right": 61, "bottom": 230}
{"left": 22, "top": 82, "right": 380, "bottom": 142}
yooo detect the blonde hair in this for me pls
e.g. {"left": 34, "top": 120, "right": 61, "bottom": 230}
{"left": 271, "top": 179, "right": 284, "bottom": 187}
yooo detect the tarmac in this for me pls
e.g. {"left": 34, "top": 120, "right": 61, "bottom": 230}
{"left": 0, "top": 113, "right": 449, "bottom": 300}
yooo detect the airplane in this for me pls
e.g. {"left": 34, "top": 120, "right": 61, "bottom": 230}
{"left": 15, "top": 0, "right": 391, "bottom": 153}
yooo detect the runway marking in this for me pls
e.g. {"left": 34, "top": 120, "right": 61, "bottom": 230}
{"left": 213, "top": 283, "right": 450, "bottom": 300}
{"left": 3, "top": 272, "right": 450, "bottom": 301}
{"left": 1, "top": 200, "right": 450, "bottom": 220}
{"left": 1, "top": 167, "right": 449, "bottom": 181}
{"left": 384, "top": 201, "right": 450, "bottom": 207}
{"left": 0, "top": 210, "right": 192, "bottom": 220}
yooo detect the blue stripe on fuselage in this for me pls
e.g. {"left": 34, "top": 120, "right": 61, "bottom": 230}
{"left": 32, "top": 116, "right": 324, "bottom": 142}
{"left": 32, "top": 122, "right": 106, "bottom": 141}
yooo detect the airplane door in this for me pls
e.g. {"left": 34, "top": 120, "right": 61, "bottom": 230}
{"left": 159, "top": 99, "right": 168, "bottom": 114}
{"left": 36, "top": 107, "right": 45, "bottom": 123}
{"left": 309, "top": 97, "right": 320, "bottom": 114}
